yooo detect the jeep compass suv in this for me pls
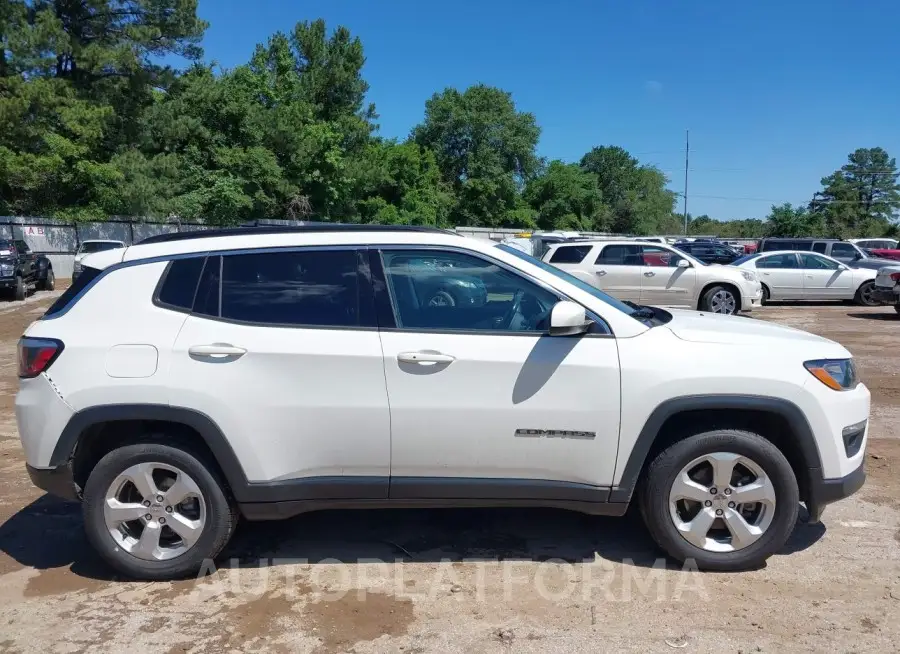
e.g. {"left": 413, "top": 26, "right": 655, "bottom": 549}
{"left": 17, "top": 225, "right": 868, "bottom": 579}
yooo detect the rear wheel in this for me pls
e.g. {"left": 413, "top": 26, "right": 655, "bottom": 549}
{"left": 760, "top": 284, "right": 770, "bottom": 305}
{"left": 83, "top": 442, "right": 237, "bottom": 580}
{"left": 854, "top": 281, "right": 879, "bottom": 306}
{"left": 894, "top": 304, "right": 900, "bottom": 315}
{"left": 41, "top": 268, "right": 55, "bottom": 291}
{"left": 639, "top": 429, "right": 799, "bottom": 571}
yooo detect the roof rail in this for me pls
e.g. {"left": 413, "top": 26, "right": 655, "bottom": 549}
{"left": 138, "top": 223, "right": 454, "bottom": 245}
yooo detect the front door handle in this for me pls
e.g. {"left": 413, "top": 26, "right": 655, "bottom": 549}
{"left": 644, "top": 271, "right": 656, "bottom": 277}
{"left": 189, "top": 343, "right": 247, "bottom": 358}
{"left": 596, "top": 270, "right": 608, "bottom": 277}
{"left": 397, "top": 351, "right": 455, "bottom": 365}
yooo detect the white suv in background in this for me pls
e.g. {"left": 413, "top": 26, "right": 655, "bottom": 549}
{"left": 17, "top": 226, "right": 866, "bottom": 579}
{"left": 543, "top": 240, "right": 762, "bottom": 314}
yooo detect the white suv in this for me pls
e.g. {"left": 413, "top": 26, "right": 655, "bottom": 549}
{"left": 17, "top": 226, "right": 868, "bottom": 579}
{"left": 544, "top": 240, "right": 762, "bottom": 314}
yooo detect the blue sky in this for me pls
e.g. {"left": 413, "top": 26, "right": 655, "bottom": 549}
{"left": 196, "top": 0, "right": 900, "bottom": 221}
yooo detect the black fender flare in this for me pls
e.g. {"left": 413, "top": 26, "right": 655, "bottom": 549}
{"left": 608, "top": 394, "right": 823, "bottom": 503}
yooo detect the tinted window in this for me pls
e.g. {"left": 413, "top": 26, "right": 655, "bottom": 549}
{"left": 549, "top": 245, "right": 591, "bottom": 264}
{"left": 156, "top": 257, "right": 205, "bottom": 311}
{"left": 596, "top": 244, "right": 642, "bottom": 265}
{"left": 756, "top": 254, "right": 798, "bottom": 269}
{"left": 15, "top": 240, "right": 28, "bottom": 254}
{"left": 812, "top": 242, "right": 827, "bottom": 254}
{"left": 218, "top": 250, "right": 359, "bottom": 327}
{"left": 382, "top": 250, "right": 559, "bottom": 333}
{"left": 43, "top": 266, "right": 102, "bottom": 318}
{"left": 641, "top": 245, "right": 687, "bottom": 267}
{"left": 831, "top": 243, "right": 857, "bottom": 259}
{"left": 799, "top": 254, "right": 840, "bottom": 270}
{"left": 80, "top": 241, "right": 124, "bottom": 254}
{"left": 193, "top": 256, "right": 221, "bottom": 318}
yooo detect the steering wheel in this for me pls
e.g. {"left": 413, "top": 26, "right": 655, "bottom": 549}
{"left": 500, "top": 289, "right": 525, "bottom": 330}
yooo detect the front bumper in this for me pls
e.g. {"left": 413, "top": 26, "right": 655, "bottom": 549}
{"left": 0, "top": 276, "right": 18, "bottom": 289}
{"left": 873, "top": 286, "right": 898, "bottom": 305}
{"left": 805, "top": 461, "right": 865, "bottom": 522}
{"left": 26, "top": 462, "right": 79, "bottom": 501}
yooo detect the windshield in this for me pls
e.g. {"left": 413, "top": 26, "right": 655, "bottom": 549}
{"left": 730, "top": 253, "right": 760, "bottom": 266}
{"left": 80, "top": 241, "right": 123, "bottom": 253}
{"left": 497, "top": 244, "right": 641, "bottom": 318}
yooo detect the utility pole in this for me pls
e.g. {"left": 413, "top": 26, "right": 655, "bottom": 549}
{"left": 682, "top": 129, "right": 689, "bottom": 235}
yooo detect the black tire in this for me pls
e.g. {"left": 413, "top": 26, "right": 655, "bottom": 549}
{"left": 894, "top": 304, "right": 900, "bottom": 315}
{"left": 700, "top": 284, "right": 739, "bottom": 315}
{"left": 13, "top": 276, "right": 26, "bottom": 301}
{"left": 41, "top": 268, "right": 55, "bottom": 291}
{"left": 760, "top": 284, "right": 770, "bottom": 305}
{"left": 82, "top": 442, "right": 237, "bottom": 580}
{"left": 854, "top": 281, "right": 879, "bottom": 307}
{"left": 638, "top": 429, "right": 799, "bottom": 571}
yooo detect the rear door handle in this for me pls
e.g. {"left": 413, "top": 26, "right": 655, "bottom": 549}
{"left": 644, "top": 271, "right": 656, "bottom": 277}
{"left": 189, "top": 343, "right": 247, "bottom": 358}
{"left": 595, "top": 270, "right": 608, "bottom": 277}
{"left": 397, "top": 351, "right": 455, "bottom": 365}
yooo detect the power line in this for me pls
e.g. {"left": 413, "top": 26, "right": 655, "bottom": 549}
{"left": 673, "top": 192, "right": 900, "bottom": 204}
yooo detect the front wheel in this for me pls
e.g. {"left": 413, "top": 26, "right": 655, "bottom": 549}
{"left": 639, "top": 429, "right": 799, "bottom": 571}
{"left": 854, "top": 281, "right": 879, "bottom": 307}
{"left": 760, "top": 284, "right": 770, "bottom": 305}
{"left": 13, "top": 276, "right": 25, "bottom": 301}
{"left": 82, "top": 442, "right": 237, "bottom": 580}
{"left": 700, "top": 285, "right": 738, "bottom": 315}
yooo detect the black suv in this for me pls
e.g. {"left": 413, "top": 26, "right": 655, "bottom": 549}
{"left": 674, "top": 241, "right": 742, "bottom": 264}
{"left": 756, "top": 238, "right": 895, "bottom": 271}
{"left": 0, "top": 239, "right": 54, "bottom": 300}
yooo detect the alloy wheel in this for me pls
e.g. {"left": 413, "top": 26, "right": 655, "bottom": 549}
{"left": 710, "top": 289, "right": 736, "bottom": 314}
{"left": 668, "top": 452, "right": 776, "bottom": 553}
{"left": 103, "top": 462, "right": 206, "bottom": 561}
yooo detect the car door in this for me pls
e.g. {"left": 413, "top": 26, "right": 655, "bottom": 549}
{"left": 591, "top": 243, "right": 642, "bottom": 301}
{"left": 14, "top": 240, "right": 34, "bottom": 280}
{"left": 375, "top": 247, "right": 621, "bottom": 496}
{"left": 798, "top": 253, "right": 853, "bottom": 299}
{"left": 828, "top": 242, "right": 860, "bottom": 265}
{"left": 754, "top": 252, "right": 802, "bottom": 299}
{"left": 167, "top": 248, "right": 392, "bottom": 494}
{"left": 637, "top": 245, "right": 697, "bottom": 307}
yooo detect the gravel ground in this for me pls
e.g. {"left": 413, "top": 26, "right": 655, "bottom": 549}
{"left": 0, "top": 296, "right": 898, "bottom": 653}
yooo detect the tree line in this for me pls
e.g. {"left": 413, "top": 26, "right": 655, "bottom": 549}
{"left": 1, "top": 2, "right": 898, "bottom": 238}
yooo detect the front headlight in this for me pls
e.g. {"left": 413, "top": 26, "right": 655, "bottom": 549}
{"left": 740, "top": 270, "right": 757, "bottom": 283}
{"left": 804, "top": 358, "right": 858, "bottom": 391}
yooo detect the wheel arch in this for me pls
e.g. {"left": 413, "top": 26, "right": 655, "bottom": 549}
{"left": 610, "top": 395, "right": 823, "bottom": 504}
{"left": 51, "top": 405, "right": 250, "bottom": 501}
{"left": 697, "top": 281, "right": 742, "bottom": 312}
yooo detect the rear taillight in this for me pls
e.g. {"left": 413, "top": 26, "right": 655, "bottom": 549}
{"left": 890, "top": 272, "right": 900, "bottom": 282}
{"left": 18, "top": 337, "right": 64, "bottom": 378}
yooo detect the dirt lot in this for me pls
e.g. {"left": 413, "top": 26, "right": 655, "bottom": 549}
{"left": 0, "top": 296, "right": 898, "bottom": 653}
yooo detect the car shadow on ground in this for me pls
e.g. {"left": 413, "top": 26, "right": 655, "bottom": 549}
{"left": 847, "top": 311, "right": 899, "bottom": 321}
{"left": 0, "top": 495, "right": 826, "bottom": 582}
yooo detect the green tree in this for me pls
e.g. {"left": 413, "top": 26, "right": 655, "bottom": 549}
{"left": 579, "top": 146, "right": 676, "bottom": 234}
{"left": 765, "top": 202, "right": 821, "bottom": 237}
{"left": 810, "top": 148, "right": 900, "bottom": 238}
{"left": 523, "top": 160, "right": 608, "bottom": 231}
{"left": 412, "top": 84, "right": 541, "bottom": 227}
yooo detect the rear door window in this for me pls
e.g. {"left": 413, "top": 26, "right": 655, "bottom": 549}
{"left": 812, "top": 242, "right": 827, "bottom": 254}
{"left": 756, "top": 253, "right": 799, "bottom": 269}
{"left": 156, "top": 257, "right": 206, "bottom": 312}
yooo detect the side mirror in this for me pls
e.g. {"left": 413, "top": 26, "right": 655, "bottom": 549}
{"left": 549, "top": 300, "right": 591, "bottom": 336}
{"left": 677, "top": 259, "right": 690, "bottom": 268}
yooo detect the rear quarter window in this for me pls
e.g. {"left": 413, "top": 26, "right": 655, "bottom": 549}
{"left": 43, "top": 266, "right": 103, "bottom": 319}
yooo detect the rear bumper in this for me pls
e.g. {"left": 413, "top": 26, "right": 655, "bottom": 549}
{"left": 26, "top": 462, "right": 79, "bottom": 501}
{"left": 805, "top": 461, "right": 865, "bottom": 522}
{"left": 873, "top": 286, "right": 898, "bottom": 304}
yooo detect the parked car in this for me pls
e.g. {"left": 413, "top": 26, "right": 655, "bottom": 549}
{"left": 757, "top": 238, "right": 897, "bottom": 271}
{"left": 73, "top": 240, "right": 126, "bottom": 281}
{"left": 873, "top": 264, "right": 900, "bottom": 313}
{"left": 17, "top": 224, "right": 867, "bottom": 579}
{"left": 543, "top": 239, "right": 762, "bottom": 314}
{"left": 849, "top": 238, "right": 898, "bottom": 250}
{"left": 731, "top": 251, "right": 879, "bottom": 305}
{"left": 865, "top": 248, "right": 900, "bottom": 261}
{"left": 0, "top": 239, "right": 54, "bottom": 300}
{"left": 674, "top": 241, "right": 743, "bottom": 265}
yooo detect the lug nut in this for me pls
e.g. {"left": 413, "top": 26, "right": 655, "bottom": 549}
{"left": 159, "top": 517, "right": 166, "bottom": 524}
{"left": 156, "top": 495, "right": 164, "bottom": 502}
{"left": 142, "top": 500, "right": 151, "bottom": 507}
{"left": 724, "top": 488, "right": 732, "bottom": 496}
{"left": 728, "top": 502, "right": 736, "bottom": 509}
{"left": 144, "top": 513, "right": 152, "bottom": 520}
{"left": 165, "top": 506, "right": 173, "bottom": 513}
{"left": 709, "top": 487, "right": 718, "bottom": 495}
{"left": 704, "top": 500, "right": 712, "bottom": 507}
{"left": 715, "top": 509, "right": 724, "bottom": 516}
